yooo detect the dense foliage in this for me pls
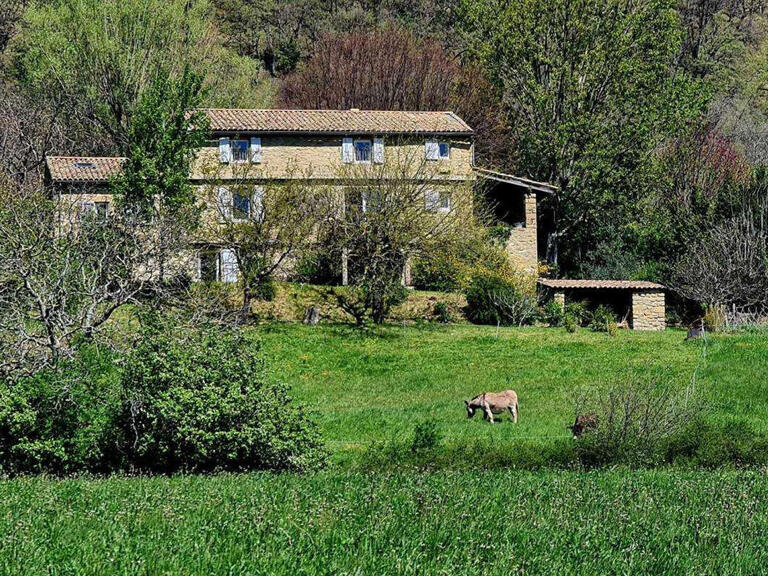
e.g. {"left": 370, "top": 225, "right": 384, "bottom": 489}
{"left": 0, "top": 315, "right": 325, "bottom": 476}
{"left": 120, "top": 315, "right": 325, "bottom": 473}
{"left": 464, "top": 270, "right": 538, "bottom": 326}
{"left": 3, "top": 0, "right": 768, "bottom": 293}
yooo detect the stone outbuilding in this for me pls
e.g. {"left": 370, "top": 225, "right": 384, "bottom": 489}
{"left": 538, "top": 279, "right": 666, "bottom": 331}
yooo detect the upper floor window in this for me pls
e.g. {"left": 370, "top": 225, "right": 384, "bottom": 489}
{"left": 233, "top": 191, "right": 251, "bottom": 220}
{"left": 425, "top": 139, "right": 451, "bottom": 161}
{"left": 354, "top": 140, "right": 372, "bottom": 163}
{"left": 219, "top": 137, "right": 262, "bottom": 164}
{"left": 231, "top": 139, "right": 250, "bottom": 163}
{"left": 343, "top": 137, "right": 384, "bottom": 164}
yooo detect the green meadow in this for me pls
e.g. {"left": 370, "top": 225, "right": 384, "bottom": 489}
{"left": 259, "top": 324, "right": 768, "bottom": 457}
{"left": 4, "top": 323, "right": 768, "bottom": 574}
{"left": 3, "top": 469, "right": 768, "bottom": 575}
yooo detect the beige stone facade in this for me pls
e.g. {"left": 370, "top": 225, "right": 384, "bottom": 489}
{"left": 631, "top": 291, "right": 666, "bottom": 331}
{"left": 192, "top": 136, "right": 474, "bottom": 182}
{"left": 46, "top": 109, "right": 551, "bottom": 282}
{"left": 505, "top": 192, "right": 538, "bottom": 273}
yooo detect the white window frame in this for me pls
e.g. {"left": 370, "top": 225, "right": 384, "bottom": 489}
{"left": 425, "top": 190, "right": 451, "bottom": 213}
{"left": 354, "top": 139, "right": 373, "bottom": 164}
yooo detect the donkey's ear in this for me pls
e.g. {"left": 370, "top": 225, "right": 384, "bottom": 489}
{"left": 464, "top": 400, "right": 469, "bottom": 406}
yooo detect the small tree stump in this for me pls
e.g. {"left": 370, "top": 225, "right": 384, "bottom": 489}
{"left": 303, "top": 307, "right": 320, "bottom": 325}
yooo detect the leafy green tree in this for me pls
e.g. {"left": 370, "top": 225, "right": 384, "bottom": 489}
{"left": 12, "top": 0, "right": 270, "bottom": 153}
{"left": 113, "top": 67, "right": 208, "bottom": 214}
{"left": 460, "top": 0, "right": 707, "bottom": 273}
{"left": 111, "top": 67, "right": 209, "bottom": 283}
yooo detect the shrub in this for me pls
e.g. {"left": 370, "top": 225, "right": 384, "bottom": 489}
{"left": 411, "top": 420, "right": 442, "bottom": 453}
{"left": 119, "top": 314, "right": 326, "bottom": 473}
{"left": 0, "top": 346, "right": 121, "bottom": 476}
{"left": 589, "top": 305, "right": 618, "bottom": 335}
{"left": 539, "top": 300, "right": 565, "bottom": 327}
{"left": 573, "top": 377, "right": 701, "bottom": 468}
{"left": 564, "top": 313, "right": 578, "bottom": 333}
{"left": 252, "top": 278, "right": 277, "bottom": 301}
{"left": 465, "top": 270, "right": 537, "bottom": 326}
{"left": 665, "top": 419, "right": 768, "bottom": 468}
{"left": 703, "top": 305, "right": 726, "bottom": 332}
{"left": 564, "top": 301, "right": 589, "bottom": 325}
{"left": 433, "top": 301, "right": 455, "bottom": 324}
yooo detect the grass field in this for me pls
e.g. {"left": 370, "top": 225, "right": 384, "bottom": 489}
{"left": 258, "top": 324, "right": 768, "bottom": 458}
{"left": 4, "top": 323, "right": 768, "bottom": 574}
{"left": 3, "top": 469, "right": 768, "bottom": 575}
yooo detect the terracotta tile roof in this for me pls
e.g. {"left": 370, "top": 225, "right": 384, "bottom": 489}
{"left": 201, "top": 109, "right": 473, "bottom": 135}
{"left": 46, "top": 156, "right": 125, "bottom": 183}
{"left": 538, "top": 279, "right": 665, "bottom": 290}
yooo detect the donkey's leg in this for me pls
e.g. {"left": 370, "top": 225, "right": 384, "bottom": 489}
{"left": 484, "top": 407, "right": 494, "bottom": 423}
{"left": 508, "top": 406, "right": 516, "bottom": 424}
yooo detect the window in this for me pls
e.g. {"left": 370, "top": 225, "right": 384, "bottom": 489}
{"left": 79, "top": 200, "right": 109, "bottom": 222}
{"left": 199, "top": 250, "right": 219, "bottom": 282}
{"left": 95, "top": 201, "right": 109, "bottom": 222}
{"left": 233, "top": 191, "right": 251, "bottom": 220}
{"left": 438, "top": 142, "right": 450, "bottom": 160}
{"left": 231, "top": 139, "right": 249, "bottom": 163}
{"left": 425, "top": 190, "right": 451, "bottom": 212}
{"left": 354, "top": 140, "right": 372, "bottom": 163}
{"left": 199, "top": 249, "right": 238, "bottom": 283}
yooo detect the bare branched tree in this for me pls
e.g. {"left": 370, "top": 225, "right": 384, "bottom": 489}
{"left": 322, "top": 146, "right": 475, "bottom": 324}
{"left": 199, "top": 161, "right": 334, "bottom": 315}
{"left": 0, "top": 178, "right": 170, "bottom": 374}
{"left": 0, "top": 82, "right": 73, "bottom": 185}
{"left": 672, "top": 205, "right": 768, "bottom": 320}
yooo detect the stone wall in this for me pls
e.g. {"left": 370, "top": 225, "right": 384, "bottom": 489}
{"left": 191, "top": 135, "right": 474, "bottom": 181}
{"left": 631, "top": 291, "right": 666, "bottom": 331}
{"left": 505, "top": 192, "right": 538, "bottom": 273}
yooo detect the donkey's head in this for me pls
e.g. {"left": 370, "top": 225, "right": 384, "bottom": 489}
{"left": 464, "top": 399, "right": 476, "bottom": 418}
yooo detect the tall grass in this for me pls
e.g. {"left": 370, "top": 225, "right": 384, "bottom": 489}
{"left": 3, "top": 470, "right": 768, "bottom": 575}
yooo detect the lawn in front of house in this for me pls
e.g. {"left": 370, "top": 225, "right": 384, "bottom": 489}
{"left": 257, "top": 323, "right": 768, "bottom": 456}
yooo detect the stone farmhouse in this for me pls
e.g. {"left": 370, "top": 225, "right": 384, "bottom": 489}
{"left": 45, "top": 108, "right": 664, "bottom": 329}
{"left": 46, "top": 109, "right": 547, "bottom": 274}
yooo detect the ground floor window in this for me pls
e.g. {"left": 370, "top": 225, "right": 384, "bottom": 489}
{"left": 198, "top": 248, "right": 239, "bottom": 283}
{"left": 199, "top": 250, "right": 219, "bottom": 282}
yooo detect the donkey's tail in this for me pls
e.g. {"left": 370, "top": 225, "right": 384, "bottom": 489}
{"left": 515, "top": 401, "right": 520, "bottom": 418}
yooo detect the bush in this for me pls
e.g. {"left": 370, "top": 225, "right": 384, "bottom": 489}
{"left": 119, "top": 314, "right": 326, "bottom": 473}
{"left": 539, "top": 300, "right": 565, "bottom": 327}
{"left": 564, "top": 313, "right": 578, "bottom": 333}
{"left": 0, "top": 346, "right": 121, "bottom": 476}
{"left": 589, "top": 304, "right": 618, "bottom": 335}
{"left": 433, "top": 301, "right": 455, "bottom": 323}
{"left": 411, "top": 420, "right": 442, "bottom": 453}
{"left": 564, "top": 301, "right": 589, "bottom": 325}
{"left": 665, "top": 419, "right": 768, "bottom": 468}
{"left": 465, "top": 270, "right": 537, "bottom": 326}
{"left": 573, "top": 377, "right": 701, "bottom": 468}
{"left": 251, "top": 278, "right": 277, "bottom": 301}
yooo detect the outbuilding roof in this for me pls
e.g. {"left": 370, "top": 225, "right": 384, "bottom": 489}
{"left": 46, "top": 156, "right": 126, "bottom": 183}
{"left": 200, "top": 109, "right": 473, "bottom": 135}
{"left": 537, "top": 279, "right": 665, "bottom": 290}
